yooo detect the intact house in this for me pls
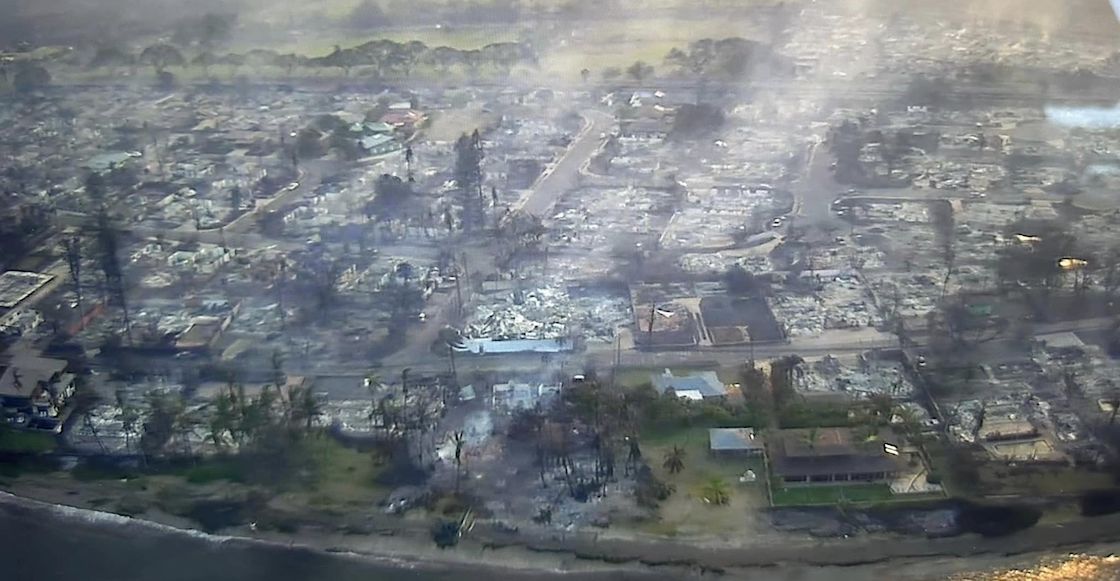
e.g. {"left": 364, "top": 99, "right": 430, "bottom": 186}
{"left": 651, "top": 369, "right": 727, "bottom": 401}
{"left": 0, "top": 354, "right": 75, "bottom": 433}
{"left": 360, "top": 134, "right": 403, "bottom": 157}
{"left": 379, "top": 109, "right": 426, "bottom": 132}
{"left": 709, "top": 427, "right": 764, "bottom": 457}
{"left": 767, "top": 427, "right": 906, "bottom": 485}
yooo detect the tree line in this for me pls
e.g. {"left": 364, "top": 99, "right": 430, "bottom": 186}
{"left": 84, "top": 39, "right": 538, "bottom": 81}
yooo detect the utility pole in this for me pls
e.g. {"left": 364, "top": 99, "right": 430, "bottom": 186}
{"left": 454, "top": 270, "right": 464, "bottom": 319}
{"left": 610, "top": 335, "right": 621, "bottom": 389}
{"left": 447, "top": 343, "right": 458, "bottom": 384}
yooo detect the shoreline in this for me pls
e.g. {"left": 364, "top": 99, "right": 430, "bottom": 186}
{"left": 6, "top": 489, "right": 1120, "bottom": 580}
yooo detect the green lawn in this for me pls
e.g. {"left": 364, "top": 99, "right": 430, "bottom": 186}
{"left": 0, "top": 429, "right": 57, "bottom": 454}
{"left": 776, "top": 401, "right": 854, "bottom": 429}
{"left": 641, "top": 427, "right": 768, "bottom": 536}
{"left": 771, "top": 483, "right": 894, "bottom": 506}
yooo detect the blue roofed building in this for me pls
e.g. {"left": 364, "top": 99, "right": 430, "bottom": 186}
{"left": 651, "top": 369, "right": 727, "bottom": 400}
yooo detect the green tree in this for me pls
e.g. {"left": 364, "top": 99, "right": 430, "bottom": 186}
{"left": 286, "top": 383, "right": 321, "bottom": 432}
{"left": 322, "top": 45, "right": 358, "bottom": 76}
{"left": 192, "top": 51, "right": 218, "bottom": 76}
{"left": 295, "top": 128, "right": 326, "bottom": 160}
{"left": 804, "top": 427, "right": 819, "bottom": 450}
{"left": 700, "top": 477, "right": 731, "bottom": 505}
{"left": 626, "top": 60, "right": 654, "bottom": 82}
{"left": 208, "top": 391, "right": 238, "bottom": 448}
{"left": 140, "top": 391, "right": 185, "bottom": 458}
{"left": 273, "top": 53, "right": 302, "bottom": 77}
{"left": 139, "top": 43, "right": 186, "bottom": 73}
{"left": 89, "top": 45, "right": 134, "bottom": 68}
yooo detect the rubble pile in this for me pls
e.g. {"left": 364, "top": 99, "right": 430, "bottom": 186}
{"left": 771, "top": 273, "right": 881, "bottom": 336}
{"left": 796, "top": 355, "right": 917, "bottom": 398}
{"left": 466, "top": 283, "right": 630, "bottom": 342}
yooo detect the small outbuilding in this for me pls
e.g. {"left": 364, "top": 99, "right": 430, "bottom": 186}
{"left": 709, "top": 428, "right": 764, "bottom": 457}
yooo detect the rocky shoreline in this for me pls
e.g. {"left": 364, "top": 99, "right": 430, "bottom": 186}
{"left": 6, "top": 489, "right": 1120, "bottom": 580}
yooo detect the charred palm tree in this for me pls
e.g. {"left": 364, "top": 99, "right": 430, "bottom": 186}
{"left": 451, "top": 430, "right": 466, "bottom": 494}
{"left": 662, "top": 445, "right": 686, "bottom": 474}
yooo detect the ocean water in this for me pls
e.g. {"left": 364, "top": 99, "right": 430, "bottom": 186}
{"left": 2, "top": 492, "right": 1118, "bottom": 581}
{"left": 0, "top": 493, "right": 666, "bottom": 581}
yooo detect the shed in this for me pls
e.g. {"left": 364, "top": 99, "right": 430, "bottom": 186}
{"left": 709, "top": 428, "right": 764, "bottom": 456}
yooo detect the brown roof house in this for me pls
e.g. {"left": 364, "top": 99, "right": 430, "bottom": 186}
{"left": 768, "top": 427, "right": 906, "bottom": 484}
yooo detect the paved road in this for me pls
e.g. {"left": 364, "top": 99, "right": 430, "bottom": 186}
{"left": 516, "top": 110, "right": 615, "bottom": 217}
{"left": 297, "top": 313, "right": 1119, "bottom": 396}
{"left": 791, "top": 139, "right": 843, "bottom": 227}
{"left": 377, "top": 110, "right": 617, "bottom": 367}
{"left": 288, "top": 328, "right": 901, "bottom": 392}
{"left": 56, "top": 211, "right": 305, "bottom": 251}
{"left": 223, "top": 160, "right": 340, "bottom": 234}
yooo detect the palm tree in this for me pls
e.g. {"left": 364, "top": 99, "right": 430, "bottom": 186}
{"left": 287, "top": 385, "right": 321, "bottom": 432}
{"left": 208, "top": 393, "right": 237, "bottom": 449}
{"left": 895, "top": 407, "right": 922, "bottom": 440}
{"left": 117, "top": 391, "right": 139, "bottom": 456}
{"left": 625, "top": 435, "right": 642, "bottom": 476}
{"left": 868, "top": 393, "right": 895, "bottom": 426}
{"left": 662, "top": 445, "right": 686, "bottom": 474}
{"left": 804, "top": 427, "right": 819, "bottom": 451}
{"left": 700, "top": 477, "right": 731, "bottom": 505}
{"left": 173, "top": 403, "right": 201, "bottom": 457}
